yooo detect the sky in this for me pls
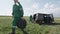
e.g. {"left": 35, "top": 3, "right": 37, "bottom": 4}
{"left": 0, "top": 0, "right": 60, "bottom": 17}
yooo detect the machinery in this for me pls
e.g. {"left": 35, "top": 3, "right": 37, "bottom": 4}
{"left": 30, "top": 13, "right": 54, "bottom": 24}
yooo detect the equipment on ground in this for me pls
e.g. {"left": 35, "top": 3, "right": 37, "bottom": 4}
{"left": 30, "top": 13, "right": 54, "bottom": 24}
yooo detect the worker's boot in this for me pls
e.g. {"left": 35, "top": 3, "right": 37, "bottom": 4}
{"left": 9, "top": 32, "right": 15, "bottom": 34}
{"left": 9, "top": 28, "right": 15, "bottom": 34}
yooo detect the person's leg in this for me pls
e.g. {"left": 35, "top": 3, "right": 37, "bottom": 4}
{"left": 10, "top": 17, "right": 19, "bottom": 34}
{"left": 12, "top": 18, "right": 17, "bottom": 34}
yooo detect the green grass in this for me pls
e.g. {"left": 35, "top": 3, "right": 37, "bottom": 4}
{"left": 0, "top": 16, "right": 60, "bottom": 34}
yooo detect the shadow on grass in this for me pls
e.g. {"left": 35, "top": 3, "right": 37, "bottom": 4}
{"left": 39, "top": 23, "right": 60, "bottom": 25}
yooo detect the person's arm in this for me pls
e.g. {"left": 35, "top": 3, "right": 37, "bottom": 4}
{"left": 17, "top": 2, "right": 21, "bottom": 6}
{"left": 18, "top": 2, "right": 24, "bottom": 17}
{"left": 12, "top": 6, "right": 14, "bottom": 16}
{"left": 17, "top": 2, "right": 22, "bottom": 9}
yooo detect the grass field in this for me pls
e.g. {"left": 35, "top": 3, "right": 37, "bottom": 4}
{"left": 0, "top": 16, "right": 60, "bottom": 34}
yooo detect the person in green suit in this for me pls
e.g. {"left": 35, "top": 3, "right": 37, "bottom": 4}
{"left": 10, "top": 0, "right": 24, "bottom": 34}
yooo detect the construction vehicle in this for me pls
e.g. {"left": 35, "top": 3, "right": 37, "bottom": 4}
{"left": 30, "top": 13, "right": 54, "bottom": 24}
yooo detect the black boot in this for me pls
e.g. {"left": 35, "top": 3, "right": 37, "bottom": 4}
{"left": 9, "top": 28, "right": 15, "bottom": 34}
{"left": 9, "top": 32, "right": 15, "bottom": 34}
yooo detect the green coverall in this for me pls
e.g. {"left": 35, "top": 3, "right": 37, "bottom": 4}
{"left": 12, "top": 2, "right": 24, "bottom": 33}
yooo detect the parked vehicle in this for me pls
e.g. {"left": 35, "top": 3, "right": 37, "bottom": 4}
{"left": 30, "top": 13, "right": 54, "bottom": 24}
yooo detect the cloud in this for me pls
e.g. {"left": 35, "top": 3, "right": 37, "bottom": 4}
{"left": 37, "top": 3, "right": 60, "bottom": 17}
{"left": 0, "top": 0, "right": 60, "bottom": 17}
{"left": 53, "top": 7, "right": 60, "bottom": 17}
{"left": 44, "top": 3, "right": 55, "bottom": 9}
{"left": 43, "top": 3, "right": 55, "bottom": 13}
{"left": 24, "top": 2, "right": 60, "bottom": 17}
{"left": 32, "top": 3, "right": 40, "bottom": 10}
{"left": 31, "top": 3, "right": 55, "bottom": 14}
{"left": 43, "top": 3, "right": 60, "bottom": 17}
{"left": 24, "top": 3, "right": 40, "bottom": 16}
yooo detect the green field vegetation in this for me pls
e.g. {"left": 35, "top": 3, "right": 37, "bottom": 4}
{"left": 0, "top": 16, "right": 60, "bottom": 34}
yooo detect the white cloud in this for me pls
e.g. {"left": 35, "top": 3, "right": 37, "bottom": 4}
{"left": 31, "top": 3, "right": 55, "bottom": 14}
{"left": 24, "top": 2, "right": 60, "bottom": 17}
{"left": 0, "top": 0, "right": 60, "bottom": 17}
{"left": 44, "top": 3, "right": 55, "bottom": 9}
{"left": 53, "top": 7, "right": 60, "bottom": 17}
{"left": 32, "top": 3, "right": 40, "bottom": 10}
{"left": 36, "top": 3, "right": 60, "bottom": 17}
{"left": 44, "top": 3, "right": 50, "bottom": 9}
{"left": 26, "top": 3, "right": 60, "bottom": 17}
{"left": 24, "top": 3, "right": 40, "bottom": 16}
{"left": 43, "top": 3, "right": 60, "bottom": 17}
